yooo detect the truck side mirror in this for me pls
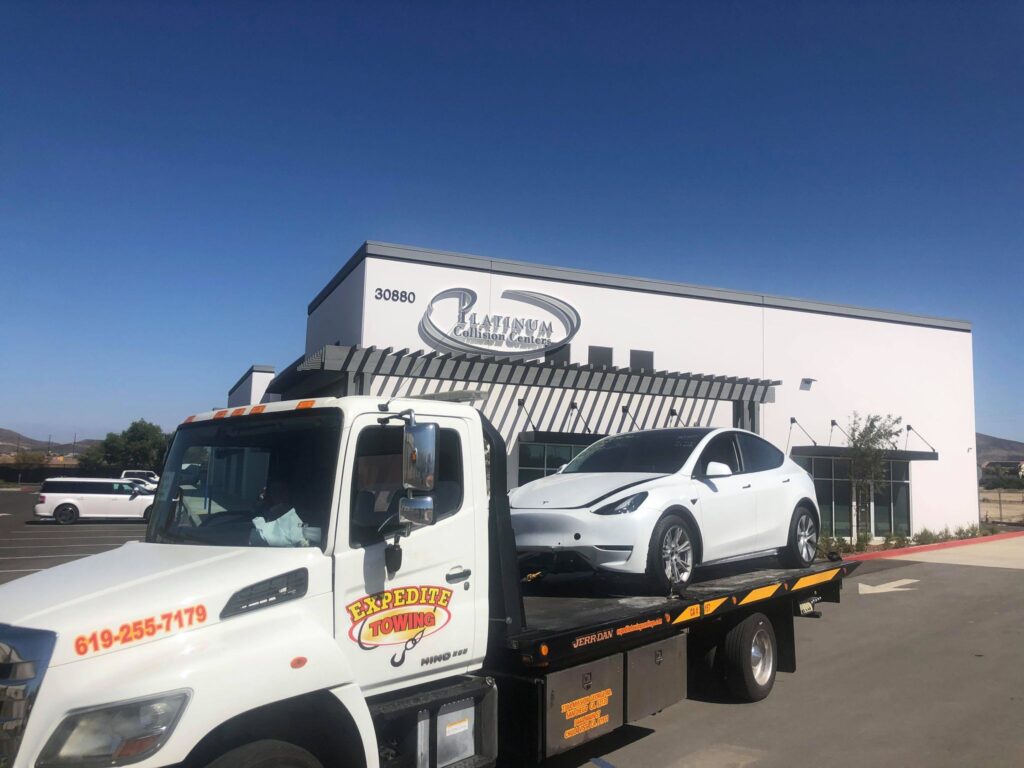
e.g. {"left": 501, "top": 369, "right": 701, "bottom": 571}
{"left": 399, "top": 496, "right": 435, "bottom": 528}
{"left": 403, "top": 423, "right": 438, "bottom": 492}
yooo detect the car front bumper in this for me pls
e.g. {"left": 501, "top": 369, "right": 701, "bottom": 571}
{"left": 511, "top": 507, "right": 654, "bottom": 574}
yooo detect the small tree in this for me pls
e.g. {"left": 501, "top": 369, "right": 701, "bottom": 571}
{"left": 847, "top": 413, "right": 903, "bottom": 537}
{"left": 78, "top": 420, "right": 170, "bottom": 473}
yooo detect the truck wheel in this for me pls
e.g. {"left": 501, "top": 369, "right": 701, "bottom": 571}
{"left": 206, "top": 740, "right": 323, "bottom": 768}
{"left": 783, "top": 506, "right": 818, "bottom": 568}
{"left": 646, "top": 513, "right": 696, "bottom": 593}
{"left": 721, "top": 612, "right": 777, "bottom": 702}
{"left": 54, "top": 504, "right": 78, "bottom": 525}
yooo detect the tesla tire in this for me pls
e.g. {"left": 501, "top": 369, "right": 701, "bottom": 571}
{"left": 783, "top": 505, "right": 818, "bottom": 568}
{"left": 647, "top": 513, "right": 696, "bottom": 593}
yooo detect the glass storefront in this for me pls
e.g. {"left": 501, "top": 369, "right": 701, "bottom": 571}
{"left": 518, "top": 442, "right": 587, "bottom": 486}
{"left": 794, "top": 456, "right": 910, "bottom": 538}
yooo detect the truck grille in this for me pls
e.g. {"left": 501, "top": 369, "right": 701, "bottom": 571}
{"left": 0, "top": 625, "right": 56, "bottom": 768}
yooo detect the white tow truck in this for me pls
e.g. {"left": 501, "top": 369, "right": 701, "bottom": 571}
{"left": 0, "top": 396, "right": 858, "bottom": 768}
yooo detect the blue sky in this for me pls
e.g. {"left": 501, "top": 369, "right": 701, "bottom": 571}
{"left": 1, "top": 2, "right": 1021, "bottom": 442}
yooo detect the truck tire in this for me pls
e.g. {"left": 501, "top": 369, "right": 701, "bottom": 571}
{"left": 54, "top": 504, "right": 78, "bottom": 525}
{"left": 206, "top": 740, "right": 323, "bottom": 768}
{"left": 646, "top": 513, "right": 696, "bottom": 593}
{"left": 782, "top": 505, "right": 818, "bottom": 568}
{"left": 720, "top": 612, "right": 777, "bottom": 702}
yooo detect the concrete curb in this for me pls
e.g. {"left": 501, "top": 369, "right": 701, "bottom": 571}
{"left": 841, "top": 530, "right": 1024, "bottom": 562}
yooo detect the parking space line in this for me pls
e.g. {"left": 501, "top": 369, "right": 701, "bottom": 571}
{"left": 0, "top": 544, "right": 132, "bottom": 549}
{"left": 0, "top": 554, "right": 97, "bottom": 560}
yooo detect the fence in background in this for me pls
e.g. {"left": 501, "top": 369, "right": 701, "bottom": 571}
{"left": 980, "top": 488, "right": 1024, "bottom": 524}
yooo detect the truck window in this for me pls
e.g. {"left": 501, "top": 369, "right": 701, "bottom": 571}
{"left": 148, "top": 410, "right": 342, "bottom": 550}
{"left": 349, "top": 425, "right": 463, "bottom": 548}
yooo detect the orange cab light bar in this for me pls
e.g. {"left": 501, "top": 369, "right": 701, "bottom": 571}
{"left": 250, "top": 405, "right": 267, "bottom": 414}
{"left": 213, "top": 410, "right": 229, "bottom": 419}
{"left": 230, "top": 408, "right": 247, "bottom": 417}
{"left": 296, "top": 400, "right": 316, "bottom": 409}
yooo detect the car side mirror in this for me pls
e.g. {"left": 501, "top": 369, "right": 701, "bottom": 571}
{"left": 399, "top": 496, "right": 435, "bottom": 528}
{"left": 705, "top": 461, "right": 733, "bottom": 478}
{"left": 130, "top": 489, "right": 140, "bottom": 499}
{"left": 402, "top": 422, "right": 438, "bottom": 492}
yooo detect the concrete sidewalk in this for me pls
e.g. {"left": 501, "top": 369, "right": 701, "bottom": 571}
{"left": 891, "top": 533, "right": 1024, "bottom": 570}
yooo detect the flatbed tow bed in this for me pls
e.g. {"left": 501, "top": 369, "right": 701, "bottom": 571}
{"left": 508, "top": 560, "right": 860, "bottom": 668}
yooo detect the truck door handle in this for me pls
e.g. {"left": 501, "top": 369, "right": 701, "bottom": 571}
{"left": 782, "top": 478, "right": 791, "bottom": 484}
{"left": 742, "top": 484, "right": 752, "bottom": 489}
{"left": 446, "top": 568, "right": 471, "bottom": 584}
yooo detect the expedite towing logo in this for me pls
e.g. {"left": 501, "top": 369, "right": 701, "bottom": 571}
{"left": 346, "top": 585, "right": 453, "bottom": 667}
{"left": 418, "top": 287, "right": 581, "bottom": 360}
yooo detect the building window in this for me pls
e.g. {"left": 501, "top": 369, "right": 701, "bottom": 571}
{"left": 545, "top": 344, "right": 570, "bottom": 364}
{"left": 588, "top": 345, "right": 613, "bottom": 368}
{"left": 518, "top": 442, "right": 586, "bottom": 487}
{"left": 797, "top": 456, "right": 909, "bottom": 538}
{"left": 629, "top": 349, "right": 654, "bottom": 370}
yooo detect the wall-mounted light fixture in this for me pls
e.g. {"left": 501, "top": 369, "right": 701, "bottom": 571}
{"left": 799, "top": 378, "right": 817, "bottom": 391}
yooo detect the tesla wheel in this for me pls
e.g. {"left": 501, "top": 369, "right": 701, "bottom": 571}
{"left": 143, "top": 506, "right": 153, "bottom": 522}
{"left": 721, "top": 612, "right": 777, "bottom": 702}
{"left": 206, "top": 740, "right": 323, "bottom": 768}
{"left": 54, "top": 504, "right": 78, "bottom": 525}
{"left": 784, "top": 506, "right": 818, "bottom": 567}
{"left": 647, "top": 513, "right": 696, "bottom": 593}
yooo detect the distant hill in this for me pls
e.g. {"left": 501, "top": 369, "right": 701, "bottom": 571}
{"left": 977, "top": 432, "right": 1024, "bottom": 465}
{"left": 0, "top": 428, "right": 100, "bottom": 456}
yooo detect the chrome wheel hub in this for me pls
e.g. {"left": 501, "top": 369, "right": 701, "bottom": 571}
{"left": 797, "top": 513, "right": 817, "bottom": 563}
{"left": 661, "top": 525, "right": 693, "bottom": 585}
{"left": 751, "top": 627, "right": 774, "bottom": 686}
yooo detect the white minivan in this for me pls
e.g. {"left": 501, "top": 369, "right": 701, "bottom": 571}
{"left": 34, "top": 478, "right": 154, "bottom": 524}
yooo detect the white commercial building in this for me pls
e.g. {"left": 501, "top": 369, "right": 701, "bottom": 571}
{"left": 231, "top": 241, "right": 978, "bottom": 539}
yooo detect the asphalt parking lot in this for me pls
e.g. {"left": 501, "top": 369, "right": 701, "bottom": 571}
{"left": 2, "top": 487, "right": 1022, "bottom": 767}
{"left": 0, "top": 487, "right": 147, "bottom": 584}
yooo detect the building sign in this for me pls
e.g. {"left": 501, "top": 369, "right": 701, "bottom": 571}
{"left": 418, "top": 287, "right": 581, "bottom": 360}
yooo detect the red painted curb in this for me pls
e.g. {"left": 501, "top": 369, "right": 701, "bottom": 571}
{"left": 841, "top": 530, "right": 1024, "bottom": 561}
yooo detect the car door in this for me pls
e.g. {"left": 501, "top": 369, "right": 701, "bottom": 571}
{"left": 693, "top": 432, "right": 758, "bottom": 561}
{"left": 735, "top": 432, "right": 791, "bottom": 550}
{"left": 334, "top": 412, "right": 482, "bottom": 696}
{"left": 108, "top": 482, "right": 137, "bottom": 517}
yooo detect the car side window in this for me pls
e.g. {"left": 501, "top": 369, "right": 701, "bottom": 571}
{"left": 349, "top": 424, "right": 464, "bottom": 548}
{"left": 698, "top": 434, "right": 741, "bottom": 475}
{"left": 737, "top": 433, "right": 785, "bottom": 473}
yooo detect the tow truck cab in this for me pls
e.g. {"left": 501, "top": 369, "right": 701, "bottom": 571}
{"left": 0, "top": 396, "right": 856, "bottom": 768}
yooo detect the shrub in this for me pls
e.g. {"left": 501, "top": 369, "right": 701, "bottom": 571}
{"left": 937, "top": 527, "right": 954, "bottom": 543}
{"left": 955, "top": 523, "right": 980, "bottom": 539}
{"left": 855, "top": 531, "right": 872, "bottom": 552}
{"left": 980, "top": 522, "right": 1001, "bottom": 536}
{"left": 881, "top": 535, "right": 894, "bottom": 550}
{"left": 914, "top": 528, "right": 938, "bottom": 545}
{"left": 892, "top": 535, "right": 910, "bottom": 549}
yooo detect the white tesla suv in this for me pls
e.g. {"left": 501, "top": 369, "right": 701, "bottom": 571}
{"left": 510, "top": 427, "right": 820, "bottom": 592}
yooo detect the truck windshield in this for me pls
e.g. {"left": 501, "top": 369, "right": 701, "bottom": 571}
{"left": 562, "top": 428, "right": 710, "bottom": 474}
{"left": 148, "top": 409, "right": 342, "bottom": 550}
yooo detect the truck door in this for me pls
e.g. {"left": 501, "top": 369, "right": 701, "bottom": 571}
{"left": 334, "top": 413, "right": 482, "bottom": 695}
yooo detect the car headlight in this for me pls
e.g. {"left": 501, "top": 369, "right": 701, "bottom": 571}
{"left": 593, "top": 492, "right": 648, "bottom": 515}
{"left": 37, "top": 691, "right": 190, "bottom": 767}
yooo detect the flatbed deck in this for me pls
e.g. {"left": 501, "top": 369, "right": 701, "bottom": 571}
{"left": 505, "top": 560, "right": 859, "bottom": 667}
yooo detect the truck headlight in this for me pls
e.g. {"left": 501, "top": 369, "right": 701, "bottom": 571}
{"left": 37, "top": 691, "right": 190, "bottom": 767}
{"left": 593, "top": 492, "right": 648, "bottom": 515}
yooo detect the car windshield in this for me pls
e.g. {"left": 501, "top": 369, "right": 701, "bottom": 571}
{"left": 562, "top": 429, "right": 710, "bottom": 474}
{"left": 148, "top": 409, "right": 342, "bottom": 550}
